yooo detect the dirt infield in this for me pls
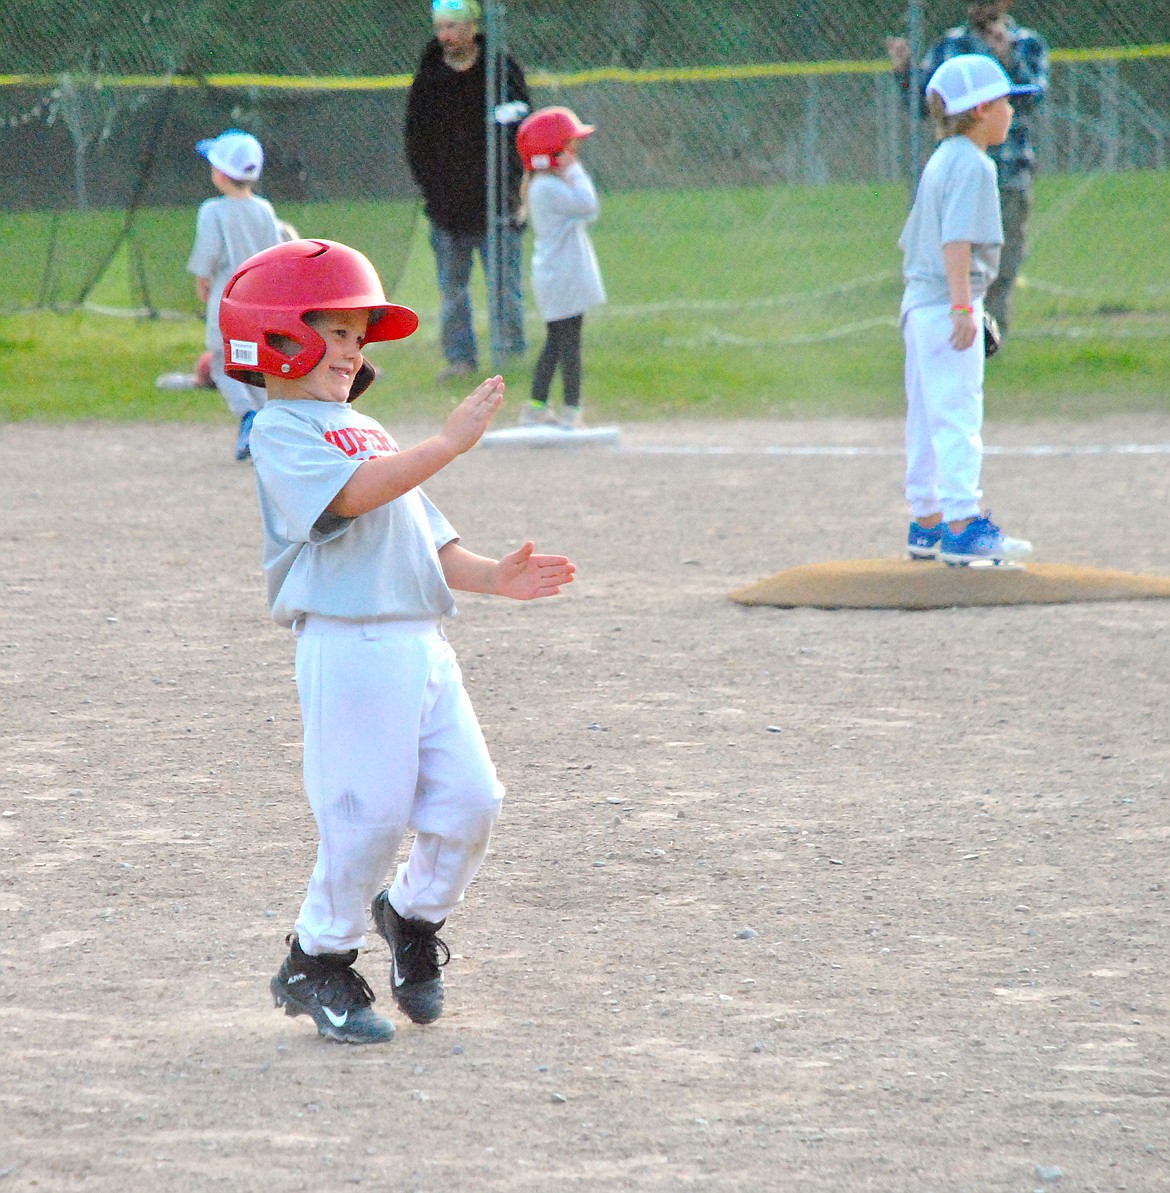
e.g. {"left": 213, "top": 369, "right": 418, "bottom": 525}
{"left": 2, "top": 413, "right": 1168, "bottom": 1193}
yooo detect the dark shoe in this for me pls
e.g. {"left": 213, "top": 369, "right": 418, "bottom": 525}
{"left": 271, "top": 935, "right": 395, "bottom": 1045}
{"left": 235, "top": 409, "right": 256, "bottom": 461}
{"left": 371, "top": 890, "right": 450, "bottom": 1025}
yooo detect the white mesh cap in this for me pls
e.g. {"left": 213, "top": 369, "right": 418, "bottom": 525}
{"left": 196, "top": 129, "right": 264, "bottom": 182}
{"left": 926, "top": 53, "right": 1041, "bottom": 116}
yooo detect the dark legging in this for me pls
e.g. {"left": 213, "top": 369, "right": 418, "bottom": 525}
{"left": 531, "top": 314, "right": 583, "bottom": 407}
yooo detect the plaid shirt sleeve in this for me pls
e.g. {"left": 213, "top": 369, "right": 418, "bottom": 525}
{"left": 897, "top": 20, "right": 1050, "bottom": 187}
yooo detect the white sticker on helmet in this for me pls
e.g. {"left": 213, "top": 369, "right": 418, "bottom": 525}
{"left": 230, "top": 340, "right": 259, "bottom": 366}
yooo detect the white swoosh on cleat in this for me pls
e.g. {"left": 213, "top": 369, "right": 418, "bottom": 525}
{"left": 322, "top": 1005, "right": 349, "bottom": 1028}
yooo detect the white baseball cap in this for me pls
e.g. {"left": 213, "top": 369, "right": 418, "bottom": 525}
{"left": 196, "top": 129, "right": 264, "bottom": 182}
{"left": 926, "top": 53, "right": 1041, "bottom": 115}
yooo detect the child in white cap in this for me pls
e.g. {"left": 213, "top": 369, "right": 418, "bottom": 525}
{"left": 187, "top": 129, "right": 286, "bottom": 460}
{"left": 898, "top": 54, "right": 1039, "bottom": 565}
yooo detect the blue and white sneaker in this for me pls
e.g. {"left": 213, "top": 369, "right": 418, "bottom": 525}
{"left": 907, "top": 520, "right": 944, "bottom": 560}
{"left": 235, "top": 409, "right": 256, "bottom": 461}
{"left": 939, "top": 513, "right": 1032, "bottom": 566}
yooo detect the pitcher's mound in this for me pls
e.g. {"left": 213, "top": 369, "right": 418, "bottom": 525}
{"left": 730, "top": 559, "right": 1170, "bottom": 610}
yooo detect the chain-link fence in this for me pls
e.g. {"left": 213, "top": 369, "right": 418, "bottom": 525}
{"left": 2, "top": 1, "right": 1168, "bottom": 343}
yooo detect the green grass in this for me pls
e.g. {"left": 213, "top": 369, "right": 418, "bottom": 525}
{"left": 3, "top": 172, "right": 1169, "bottom": 424}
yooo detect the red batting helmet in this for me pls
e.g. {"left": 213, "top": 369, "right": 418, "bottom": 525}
{"left": 516, "top": 106, "right": 595, "bottom": 172}
{"left": 219, "top": 239, "right": 418, "bottom": 401}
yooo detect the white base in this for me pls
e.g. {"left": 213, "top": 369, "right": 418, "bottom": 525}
{"left": 156, "top": 372, "right": 200, "bottom": 390}
{"left": 944, "top": 558, "right": 1027, "bottom": 570}
{"left": 482, "top": 425, "right": 620, "bottom": 447}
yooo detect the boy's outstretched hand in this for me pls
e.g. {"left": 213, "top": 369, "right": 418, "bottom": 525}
{"left": 496, "top": 541, "right": 576, "bottom": 600}
{"left": 440, "top": 375, "right": 506, "bottom": 456}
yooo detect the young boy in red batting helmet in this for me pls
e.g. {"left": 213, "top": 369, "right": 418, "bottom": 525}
{"left": 220, "top": 238, "right": 575, "bottom": 1044}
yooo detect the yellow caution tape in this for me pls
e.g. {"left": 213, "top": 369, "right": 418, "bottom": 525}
{"left": 3, "top": 44, "right": 1169, "bottom": 91}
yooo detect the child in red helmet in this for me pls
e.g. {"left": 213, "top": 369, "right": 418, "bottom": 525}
{"left": 219, "top": 238, "right": 576, "bottom": 1044}
{"left": 515, "top": 106, "right": 606, "bottom": 430}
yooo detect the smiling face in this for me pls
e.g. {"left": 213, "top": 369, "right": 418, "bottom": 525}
{"left": 279, "top": 308, "right": 371, "bottom": 404}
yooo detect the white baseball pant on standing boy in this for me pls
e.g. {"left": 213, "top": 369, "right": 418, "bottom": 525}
{"left": 902, "top": 299, "right": 986, "bottom": 524}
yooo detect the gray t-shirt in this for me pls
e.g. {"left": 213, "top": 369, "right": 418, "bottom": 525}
{"left": 187, "top": 193, "right": 283, "bottom": 349}
{"left": 899, "top": 135, "right": 1003, "bottom": 317}
{"left": 249, "top": 400, "right": 459, "bottom": 629}
{"left": 528, "top": 161, "right": 606, "bottom": 322}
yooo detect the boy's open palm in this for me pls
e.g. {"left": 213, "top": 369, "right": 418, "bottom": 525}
{"left": 496, "top": 541, "right": 576, "bottom": 600}
{"left": 441, "top": 376, "right": 505, "bottom": 454}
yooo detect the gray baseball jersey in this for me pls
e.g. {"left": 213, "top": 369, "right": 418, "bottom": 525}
{"left": 187, "top": 193, "right": 283, "bottom": 350}
{"left": 249, "top": 400, "right": 459, "bottom": 629}
{"left": 528, "top": 160, "right": 606, "bottom": 322}
{"left": 899, "top": 135, "right": 1003, "bottom": 318}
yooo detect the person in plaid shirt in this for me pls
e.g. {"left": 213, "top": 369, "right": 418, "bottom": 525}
{"left": 888, "top": 1, "right": 1049, "bottom": 342}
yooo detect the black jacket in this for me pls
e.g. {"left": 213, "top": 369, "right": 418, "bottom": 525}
{"left": 404, "top": 36, "right": 530, "bottom": 235}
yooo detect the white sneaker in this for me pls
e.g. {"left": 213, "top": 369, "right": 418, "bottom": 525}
{"left": 559, "top": 407, "right": 584, "bottom": 430}
{"left": 519, "top": 404, "right": 559, "bottom": 427}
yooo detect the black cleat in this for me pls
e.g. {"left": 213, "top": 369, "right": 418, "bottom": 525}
{"left": 371, "top": 890, "right": 450, "bottom": 1025}
{"left": 271, "top": 934, "right": 395, "bottom": 1045}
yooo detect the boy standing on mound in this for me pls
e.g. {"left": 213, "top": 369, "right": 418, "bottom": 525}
{"left": 899, "top": 54, "right": 1038, "bottom": 566}
{"left": 219, "top": 238, "right": 575, "bottom": 1044}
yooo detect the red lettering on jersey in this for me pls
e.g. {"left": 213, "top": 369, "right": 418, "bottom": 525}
{"left": 325, "top": 428, "right": 359, "bottom": 455}
{"left": 324, "top": 425, "right": 400, "bottom": 458}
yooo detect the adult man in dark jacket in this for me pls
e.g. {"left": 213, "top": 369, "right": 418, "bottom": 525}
{"left": 406, "top": 0, "right": 531, "bottom": 381}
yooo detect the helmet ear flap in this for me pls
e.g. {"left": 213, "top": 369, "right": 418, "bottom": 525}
{"left": 262, "top": 325, "right": 327, "bottom": 384}
{"left": 347, "top": 360, "right": 377, "bottom": 402}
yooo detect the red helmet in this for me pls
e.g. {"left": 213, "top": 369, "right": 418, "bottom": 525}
{"left": 219, "top": 238, "right": 418, "bottom": 400}
{"left": 516, "top": 106, "right": 595, "bottom": 172}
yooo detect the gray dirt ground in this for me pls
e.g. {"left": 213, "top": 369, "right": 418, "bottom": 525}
{"left": 1, "top": 413, "right": 1168, "bottom": 1193}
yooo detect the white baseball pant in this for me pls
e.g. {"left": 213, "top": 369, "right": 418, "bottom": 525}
{"left": 291, "top": 616, "right": 504, "bottom": 956}
{"left": 902, "top": 300, "right": 986, "bottom": 524}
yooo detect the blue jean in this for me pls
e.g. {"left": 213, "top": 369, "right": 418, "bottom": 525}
{"left": 429, "top": 222, "right": 526, "bottom": 367}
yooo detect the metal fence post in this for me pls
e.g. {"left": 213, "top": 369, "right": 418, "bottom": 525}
{"left": 484, "top": 0, "right": 505, "bottom": 368}
{"left": 907, "top": 0, "right": 924, "bottom": 198}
